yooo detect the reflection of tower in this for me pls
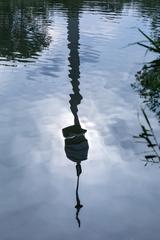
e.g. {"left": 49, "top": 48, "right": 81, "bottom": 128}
{"left": 62, "top": 9, "right": 89, "bottom": 227}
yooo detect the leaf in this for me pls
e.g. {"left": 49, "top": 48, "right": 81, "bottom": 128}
{"left": 141, "top": 126, "right": 153, "bottom": 137}
{"left": 145, "top": 155, "right": 157, "bottom": 159}
{"left": 138, "top": 29, "right": 160, "bottom": 51}
{"left": 137, "top": 42, "right": 158, "bottom": 53}
{"left": 147, "top": 144, "right": 157, "bottom": 148}
{"left": 133, "top": 135, "right": 141, "bottom": 138}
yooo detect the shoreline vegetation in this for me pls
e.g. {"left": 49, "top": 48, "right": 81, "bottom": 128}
{"left": 132, "top": 29, "right": 160, "bottom": 121}
{"left": 133, "top": 29, "right": 160, "bottom": 165}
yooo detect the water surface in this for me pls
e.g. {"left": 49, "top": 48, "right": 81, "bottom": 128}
{"left": 0, "top": 1, "right": 160, "bottom": 239}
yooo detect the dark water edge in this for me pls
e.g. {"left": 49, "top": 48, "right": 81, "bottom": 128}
{"left": 0, "top": 1, "right": 160, "bottom": 239}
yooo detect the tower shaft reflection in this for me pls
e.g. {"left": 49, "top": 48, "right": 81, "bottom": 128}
{"left": 62, "top": 8, "right": 89, "bottom": 228}
{"left": 68, "top": 10, "right": 82, "bottom": 126}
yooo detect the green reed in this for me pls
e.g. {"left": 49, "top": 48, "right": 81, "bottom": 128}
{"left": 137, "top": 29, "right": 160, "bottom": 54}
{"left": 134, "top": 109, "right": 160, "bottom": 166}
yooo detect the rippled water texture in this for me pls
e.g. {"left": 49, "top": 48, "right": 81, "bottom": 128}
{"left": 0, "top": 1, "right": 160, "bottom": 239}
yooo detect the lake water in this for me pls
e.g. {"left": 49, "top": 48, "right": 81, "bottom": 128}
{"left": 0, "top": 1, "right": 160, "bottom": 239}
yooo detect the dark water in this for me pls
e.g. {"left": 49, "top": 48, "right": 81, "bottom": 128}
{"left": 0, "top": 0, "right": 160, "bottom": 239}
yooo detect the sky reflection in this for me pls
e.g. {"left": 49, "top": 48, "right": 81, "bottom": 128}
{"left": 0, "top": 0, "right": 160, "bottom": 240}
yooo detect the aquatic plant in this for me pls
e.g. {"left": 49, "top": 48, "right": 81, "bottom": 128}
{"left": 132, "top": 65, "right": 160, "bottom": 120}
{"left": 137, "top": 29, "right": 160, "bottom": 55}
{"left": 134, "top": 109, "right": 160, "bottom": 166}
{"left": 132, "top": 29, "right": 160, "bottom": 121}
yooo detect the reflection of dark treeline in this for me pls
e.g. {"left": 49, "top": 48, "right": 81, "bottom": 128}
{"left": 60, "top": 0, "right": 160, "bottom": 29}
{"left": 0, "top": 0, "right": 159, "bottom": 61}
{"left": 55, "top": 0, "right": 160, "bottom": 38}
{"left": 133, "top": 0, "right": 160, "bottom": 38}
{"left": 0, "top": 0, "right": 51, "bottom": 61}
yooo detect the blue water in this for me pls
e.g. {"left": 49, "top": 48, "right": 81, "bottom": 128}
{"left": 0, "top": 1, "right": 160, "bottom": 239}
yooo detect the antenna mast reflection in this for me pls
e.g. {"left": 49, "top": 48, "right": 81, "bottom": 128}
{"left": 62, "top": 8, "right": 89, "bottom": 227}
